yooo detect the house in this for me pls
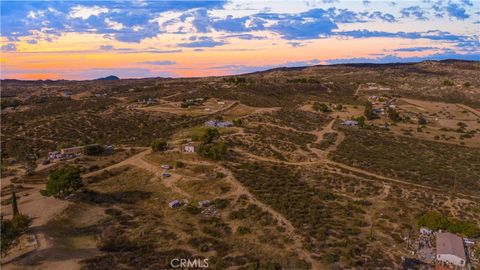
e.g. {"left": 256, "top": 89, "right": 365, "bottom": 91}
{"left": 62, "top": 91, "right": 72, "bottom": 97}
{"left": 161, "top": 164, "right": 170, "bottom": 169}
{"left": 342, "top": 120, "right": 358, "bottom": 127}
{"left": 162, "top": 172, "right": 171, "bottom": 177}
{"left": 436, "top": 232, "right": 467, "bottom": 267}
{"left": 60, "top": 146, "right": 83, "bottom": 155}
{"left": 181, "top": 142, "right": 201, "bottom": 153}
{"left": 198, "top": 200, "right": 210, "bottom": 208}
{"left": 204, "top": 120, "right": 233, "bottom": 128}
{"left": 217, "top": 101, "right": 225, "bottom": 105}
{"left": 169, "top": 200, "right": 181, "bottom": 208}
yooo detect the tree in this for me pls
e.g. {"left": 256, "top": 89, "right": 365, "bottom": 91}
{"left": 1, "top": 214, "right": 31, "bottom": 255}
{"left": 42, "top": 166, "right": 83, "bottom": 198}
{"left": 355, "top": 116, "right": 366, "bottom": 127}
{"left": 198, "top": 142, "right": 227, "bottom": 160}
{"left": 84, "top": 144, "right": 104, "bottom": 155}
{"left": 232, "top": 119, "right": 243, "bottom": 126}
{"left": 313, "top": 102, "right": 329, "bottom": 112}
{"left": 151, "top": 139, "right": 168, "bottom": 152}
{"left": 364, "top": 101, "right": 374, "bottom": 120}
{"left": 388, "top": 108, "right": 401, "bottom": 122}
{"left": 200, "top": 128, "right": 219, "bottom": 144}
{"left": 11, "top": 189, "right": 19, "bottom": 216}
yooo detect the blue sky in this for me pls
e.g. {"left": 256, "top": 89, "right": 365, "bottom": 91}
{"left": 1, "top": 0, "right": 479, "bottom": 79}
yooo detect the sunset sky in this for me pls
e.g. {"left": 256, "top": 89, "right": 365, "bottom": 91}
{"left": 1, "top": 0, "right": 479, "bottom": 80}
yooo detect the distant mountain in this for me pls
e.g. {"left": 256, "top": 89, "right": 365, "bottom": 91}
{"left": 95, "top": 75, "right": 119, "bottom": 81}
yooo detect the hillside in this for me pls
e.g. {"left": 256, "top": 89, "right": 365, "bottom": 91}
{"left": 1, "top": 60, "right": 479, "bottom": 270}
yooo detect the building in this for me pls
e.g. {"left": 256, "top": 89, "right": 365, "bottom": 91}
{"left": 342, "top": 120, "right": 358, "bottom": 127}
{"left": 198, "top": 200, "right": 210, "bottom": 208}
{"left": 420, "top": 227, "right": 433, "bottom": 235}
{"left": 204, "top": 120, "right": 234, "bottom": 128}
{"left": 436, "top": 232, "right": 467, "bottom": 267}
{"left": 181, "top": 142, "right": 201, "bottom": 153}
{"left": 169, "top": 200, "right": 181, "bottom": 208}
{"left": 60, "top": 146, "right": 84, "bottom": 155}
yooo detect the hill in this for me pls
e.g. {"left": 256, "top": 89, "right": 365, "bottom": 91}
{"left": 1, "top": 59, "right": 479, "bottom": 270}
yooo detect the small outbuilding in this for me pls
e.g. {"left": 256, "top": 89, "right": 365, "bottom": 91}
{"left": 169, "top": 200, "right": 181, "bottom": 208}
{"left": 198, "top": 200, "right": 211, "bottom": 208}
{"left": 342, "top": 120, "right": 358, "bottom": 127}
{"left": 420, "top": 227, "right": 432, "bottom": 235}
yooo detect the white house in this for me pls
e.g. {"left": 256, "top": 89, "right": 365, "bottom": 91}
{"left": 436, "top": 232, "right": 467, "bottom": 267}
{"left": 181, "top": 142, "right": 201, "bottom": 153}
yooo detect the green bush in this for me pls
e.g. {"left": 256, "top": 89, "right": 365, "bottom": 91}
{"left": 1, "top": 214, "right": 31, "bottom": 255}
{"left": 236, "top": 226, "right": 251, "bottom": 235}
{"left": 42, "top": 166, "right": 83, "bottom": 198}
{"left": 84, "top": 144, "right": 104, "bottom": 155}
{"left": 364, "top": 101, "right": 374, "bottom": 120}
{"left": 418, "top": 211, "right": 480, "bottom": 237}
{"left": 313, "top": 102, "right": 329, "bottom": 112}
{"left": 198, "top": 142, "right": 227, "bottom": 160}
{"left": 151, "top": 139, "right": 168, "bottom": 152}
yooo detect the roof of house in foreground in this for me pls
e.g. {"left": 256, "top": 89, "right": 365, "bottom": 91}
{"left": 436, "top": 232, "right": 466, "bottom": 260}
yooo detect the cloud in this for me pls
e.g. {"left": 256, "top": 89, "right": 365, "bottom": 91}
{"left": 142, "top": 60, "right": 177, "bottom": 65}
{"left": 288, "top": 42, "right": 304, "bottom": 47}
{"left": 267, "top": 9, "right": 338, "bottom": 40}
{"left": 445, "top": 2, "right": 469, "bottom": 19}
{"left": 400, "top": 6, "right": 428, "bottom": 20}
{"left": 178, "top": 36, "right": 226, "bottom": 47}
{"left": 69, "top": 5, "right": 109, "bottom": 20}
{"left": 223, "top": 34, "right": 265, "bottom": 40}
{"left": 0, "top": 1, "right": 228, "bottom": 43}
{"left": 99, "top": 45, "right": 114, "bottom": 50}
{"left": 325, "top": 52, "right": 480, "bottom": 64}
{"left": 393, "top": 46, "right": 437, "bottom": 52}
{"left": 367, "top": 11, "right": 396, "bottom": 22}
{"left": 1, "top": 43, "right": 17, "bottom": 52}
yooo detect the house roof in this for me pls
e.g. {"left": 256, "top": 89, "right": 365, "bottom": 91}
{"left": 436, "top": 232, "right": 466, "bottom": 260}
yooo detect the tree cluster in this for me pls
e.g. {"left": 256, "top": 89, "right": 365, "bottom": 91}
{"left": 364, "top": 101, "right": 374, "bottom": 120}
{"left": 418, "top": 211, "right": 480, "bottom": 238}
{"left": 41, "top": 166, "right": 83, "bottom": 198}
{"left": 313, "top": 102, "right": 329, "bottom": 112}
{"left": 1, "top": 189, "right": 32, "bottom": 255}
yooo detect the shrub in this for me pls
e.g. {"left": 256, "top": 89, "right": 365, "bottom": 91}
{"left": 1, "top": 214, "right": 31, "bottom": 255}
{"left": 443, "top": 79, "right": 454, "bottom": 86}
{"left": 198, "top": 142, "right": 227, "bottom": 160}
{"left": 313, "top": 102, "right": 329, "bottom": 112}
{"left": 151, "top": 139, "right": 168, "bottom": 152}
{"left": 84, "top": 144, "right": 104, "bottom": 155}
{"left": 236, "top": 226, "right": 251, "bottom": 235}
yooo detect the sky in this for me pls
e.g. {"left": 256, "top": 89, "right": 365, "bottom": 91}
{"left": 0, "top": 0, "right": 479, "bottom": 80}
